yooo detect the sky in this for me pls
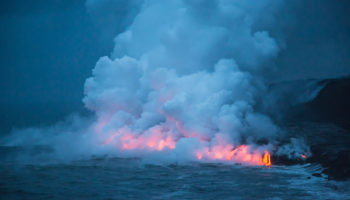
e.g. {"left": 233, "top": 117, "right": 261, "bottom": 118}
{"left": 277, "top": 0, "right": 350, "bottom": 81}
{"left": 0, "top": 0, "right": 111, "bottom": 131}
{"left": 0, "top": 0, "right": 349, "bottom": 133}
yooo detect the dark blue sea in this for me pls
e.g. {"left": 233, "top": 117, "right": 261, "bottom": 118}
{"left": 1, "top": 146, "right": 349, "bottom": 200}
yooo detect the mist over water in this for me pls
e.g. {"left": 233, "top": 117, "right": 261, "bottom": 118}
{"left": 0, "top": 0, "right": 325, "bottom": 163}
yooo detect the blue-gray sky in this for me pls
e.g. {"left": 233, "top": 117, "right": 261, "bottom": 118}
{"left": 0, "top": 0, "right": 114, "bottom": 131}
{"left": 0, "top": 0, "right": 349, "bottom": 132}
{"left": 276, "top": 0, "right": 350, "bottom": 80}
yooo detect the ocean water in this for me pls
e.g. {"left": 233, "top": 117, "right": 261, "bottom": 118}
{"left": 1, "top": 147, "right": 349, "bottom": 200}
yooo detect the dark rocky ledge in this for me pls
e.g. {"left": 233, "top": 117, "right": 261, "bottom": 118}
{"left": 311, "top": 149, "right": 350, "bottom": 181}
{"left": 274, "top": 122, "right": 350, "bottom": 181}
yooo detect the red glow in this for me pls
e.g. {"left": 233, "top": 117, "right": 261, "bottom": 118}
{"left": 104, "top": 126, "right": 176, "bottom": 151}
{"left": 196, "top": 153, "right": 203, "bottom": 160}
{"left": 301, "top": 154, "right": 307, "bottom": 159}
{"left": 121, "top": 132, "right": 176, "bottom": 151}
{"left": 101, "top": 123, "right": 272, "bottom": 166}
{"left": 195, "top": 144, "right": 272, "bottom": 166}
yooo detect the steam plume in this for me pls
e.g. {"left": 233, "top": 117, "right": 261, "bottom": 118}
{"left": 3, "top": 0, "right": 321, "bottom": 164}
{"left": 82, "top": 0, "right": 303, "bottom": 163}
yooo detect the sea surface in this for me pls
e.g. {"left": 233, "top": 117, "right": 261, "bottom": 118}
{"left": 1, "top": 147, "right": 349, "bottom": 200}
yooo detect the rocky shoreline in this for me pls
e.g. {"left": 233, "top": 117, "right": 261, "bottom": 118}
{"left": 274, "top": 122, "right": 350, "bottom": 181}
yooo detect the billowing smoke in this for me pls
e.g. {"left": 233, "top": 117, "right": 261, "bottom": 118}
{"left": 3, "top": 0, "right": 322, "bottom": 164}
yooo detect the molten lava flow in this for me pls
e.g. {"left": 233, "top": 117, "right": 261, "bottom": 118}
{"left": 262, "top": 151, "right": 271, "bottom": 166}
{"left": 101, "top": 124, "right": 272, "bottom": 166}
{"left": 195, "top": 144, "right": 272, "bottom": 166}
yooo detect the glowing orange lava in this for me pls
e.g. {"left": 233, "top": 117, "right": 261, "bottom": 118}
{"left": 102, "top": 126, "right": 272, "bottom": 166}
{"left": 103, "top": 126, "right": 176, "bottom": 151}
{"left": 195, "top": 144, "right": 272, "bottom": 166}
{"left": 262, "top": 151, "right": 271, "bottom": 166}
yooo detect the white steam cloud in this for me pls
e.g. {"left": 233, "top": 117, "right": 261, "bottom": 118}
{"left": 82, "top": 0, "right": 302, "bottom": 160}
{"left": 2, "top": 0, "right": 317, "bottom": 163}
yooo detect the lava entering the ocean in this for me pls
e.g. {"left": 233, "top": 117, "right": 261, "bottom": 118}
{"left": 263, "top": 151, "right": 272, "bottom": 166}
{"left": 101, "top": 124, "right": 272, "bottom": 166}
{"left": 195, "top": 144, "right": 272, "bottom": 166}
